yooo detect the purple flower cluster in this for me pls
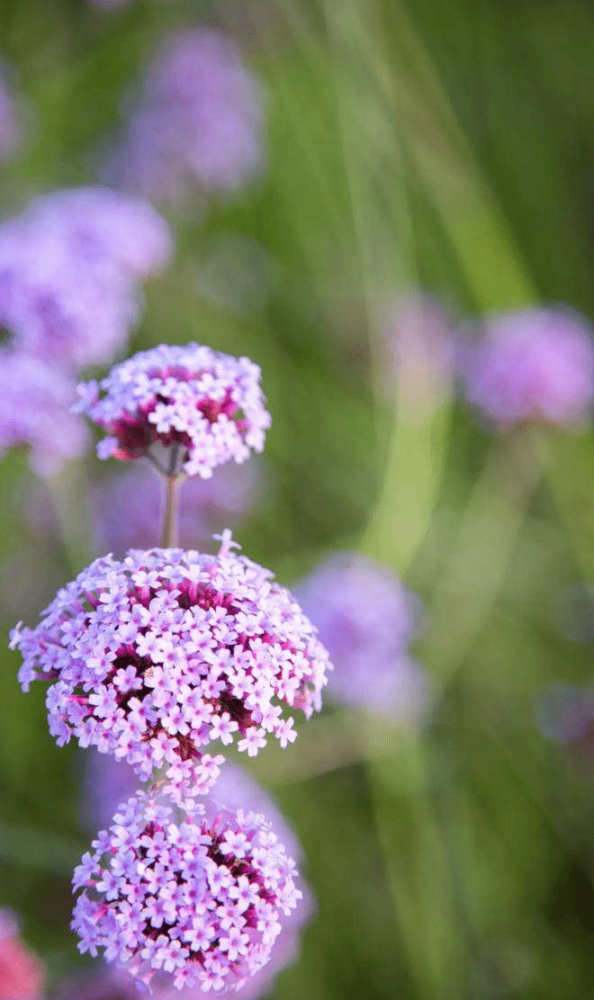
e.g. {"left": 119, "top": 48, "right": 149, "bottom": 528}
{"left": 0, "top": 188, "right": 171, "bottom": 370}
{"left": 91, "top": 460, "right": 260, "bottom": 557}
{"left": 0, "top": 188, "right": 171, "bottom": 473}
{"left": 12, "top": 539, "right": 330, "bottom": 796}
{"left": 0, "top": 350, "right": 88, "bottom": 475}
{"left": 461, "top": 307, "right": 594, "bottom": 428}
{"left": 296, "top": 552, "right": 428, "bottom": 722}
{"left": 110, "top": 30, "right": 263, "bottom": 205}
{"left": 79, "top": 757, "right": 315, "bottom": 999}
{"left": 72, "top": 790, "right": 301, "bottom": 992}
{"left": 75, "top": 343, "right": 271, "bottom": 478}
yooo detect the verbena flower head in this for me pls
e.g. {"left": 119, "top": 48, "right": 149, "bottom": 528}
{"left": 461, "top": 307, "right": 594, "bottom": 428}
{"left": 79, "top": 760, "right": 315, "bottom": 998}
{"left": 91, "top": 460, "right": 260, "bottom": 557}
{"left": 27, "top": 187, "right": 173, "bottom": 280}
{"left": 0, "top": 188, "right": 171, "bottom": 369}
{"left": 0, "top": 909, "right": 45, "bottom": 1000}
{"left": 75, "top": 343, "right": 271, "bottom": 478}
{"left": 296, "top": 552, "right": 428, "bottom": 722}
{"left": 0, "top": 348, "right": 88, "bottom": 474}
{"left": 12, "top": 537, "right": 330, "bottom": 796}
{"left": 72, "top": 790, "right": 301, "bottom": 992}
{"left": 0, "top": 220, "right": 139, "bottom": 369}
{"left": 111, "top": 29, "right": 263, "bottom": 205}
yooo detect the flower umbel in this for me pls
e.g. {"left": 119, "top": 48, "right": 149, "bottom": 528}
{"left": 11, "top": 537, "right": 330, "bottom": 795}
{"left": 71, "top": 790, "right": 301, "bottom": 992}
{"left": 296, "top": 552, "right": 427, "bottom": 722}
{"left": 460, "top": 306, "right": 594, "bottom": 427}
{"left": 75, "top": 343, "right": 271, "bottom": 479}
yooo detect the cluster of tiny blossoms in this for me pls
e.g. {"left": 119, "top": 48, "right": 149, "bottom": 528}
{"left": 72, "top": 790, "right": 301, "bottom": 992}
{"left": 11, "top": 538, "right": 330, "bottom": 799}
{"left": 75, "top": 343, "right": 271, "bottom": 479}
{"left": 110, "top": 29, "right": 263, "bottom": 206}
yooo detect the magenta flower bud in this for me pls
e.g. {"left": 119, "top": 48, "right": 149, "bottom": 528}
{"left": 72, "top": 790, "right": 302, "bottom": 992}
{"left": 461, "top": 307, "right": 594, "bottom": 428}
{"left": 11, "top": 538, "right": 330, "bottom": 795}
{"left": 75, "top": 343, "right": 271, "bottom": 478}
{"left": 0, "top": 348, "right": 88, "bottom": 475}
{"left": 296, "top": 552, "right": 428, "bottom": 722}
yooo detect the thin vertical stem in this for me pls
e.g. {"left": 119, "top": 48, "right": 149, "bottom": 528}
{"left": 161, "top": 475, "right": 180, "bottom": 548}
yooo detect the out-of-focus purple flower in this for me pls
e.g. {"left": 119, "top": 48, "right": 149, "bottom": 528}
{"left": 11, "top": 536, "right": 330, "bottom": 796}
{"left": 375, "top": 295, "right": 455, "bottom": 415}
{"left": 72, "top": 789, "right": 302, "bottom": 991}
{"left": 90, "top": 459, "right": 260, "bottom": 556}
{"left": 75, "top": 343, "right": 271, "bottom": 478}
{"left": 111, "top": 29, "right": 263, "bottom": 206}
{"left": 0, "top": 909, "right": 45, "bottom": 1000}
{"left": 461, "top": 307, "right": 594, "bottom": 428}
{"left": 0, "top": 349, "right": 88, "bottom": 474}
{"left": 0, "top": 222, "right": 138, "bottom": 370}
{"left": 26, "top": 188, "right": 173, "bottom": 280}
{"left": 534, "top": 682, "right": 594, "bottom": 744}
{"left": 0, "top": 73, "right": 21, "bottom": 161}
{"left": 296, "top": 552, "right": 428, "bottom": 722}
{"left": 0, "top": 188, "right": 171, "bottom": 370}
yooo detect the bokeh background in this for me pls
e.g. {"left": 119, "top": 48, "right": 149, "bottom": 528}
{"left": 3, "top": 1, "right": 594, "bottom": 998}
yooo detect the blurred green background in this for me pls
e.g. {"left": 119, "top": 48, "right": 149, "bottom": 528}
{"left": 3, "top": 1, "right": 594, "bottom": 998}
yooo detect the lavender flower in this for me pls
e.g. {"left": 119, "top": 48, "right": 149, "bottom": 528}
{"left": 91, "top": 460, "right": 260, "bottom": 557}
{"left": 75, "top": 343, "right": 271, "bottom": 478}
{"left": 0, "top": 221, "right": 139, "bottom": 370}
{"left": 461, "top": 307, "right": 594, "bottom": 427}
{"left": 0, "top": 348, "right": 88, "bottom": 474}
{"left": 296, "top": 552, "right": 428, "bottom": 722}
{"left": 11, "top": 537, "right": 330, "bottom": 795}
{"left": 0, "top": 73, "right": 21, "bottom": 162}
{"left": 26, "top": 187, "right": 173, "bottom": 280}
{"left": 72, "top": 790, "right": 302, "bottom": 991}
{"left": 0, "top": 188, "right": 171, "bottom": 370}
{"left": 111, "top": 30, "right": 263, "bottom": 205}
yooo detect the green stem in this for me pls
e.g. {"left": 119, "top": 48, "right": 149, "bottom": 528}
{"left": 161, "top": 474, "right": 180, "bottom": 548}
